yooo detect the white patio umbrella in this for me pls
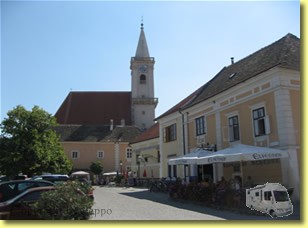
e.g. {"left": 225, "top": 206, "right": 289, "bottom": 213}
{"left": 168, "top": 148, "right": 214, "bottom": 165}
{"left": 103, "top": 172, "right": 118, "bottom": 176}
{"left": 71, "top": 171, "right": 91, "bottom": 180}
{"left": 196, "top": 143, "right": 289, "bottom": 165}
{"left": 196, "top": 143, "right": 289, "bottom": 186}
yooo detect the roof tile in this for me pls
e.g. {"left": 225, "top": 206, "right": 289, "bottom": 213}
{"left": 54, "top": 125, "right": 141, "bottom": 142}
{"left": 131, "top": 123, "right": 159, "bottom": 143}
{"left": 55, "top": 92, "right": 132, "bottom": 125}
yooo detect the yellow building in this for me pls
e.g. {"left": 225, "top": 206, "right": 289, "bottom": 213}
{"left": 54, "top": 125, "right": 140, "bottom": 174}
{"left": 157, "top": 33, "right": 300, "bottom": 200}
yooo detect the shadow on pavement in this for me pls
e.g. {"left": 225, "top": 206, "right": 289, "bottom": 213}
{"left": 119, "top": 188, "right": 300, "bottom": 221}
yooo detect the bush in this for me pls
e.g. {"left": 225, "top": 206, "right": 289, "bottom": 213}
{"left": 70, "top": 178, "right": 93, "bottom": 195}
{"left": 114, "top": 174, "right": 124, "bottom": 184}
{"left": 32, "top": 181, "right": 94, "bottom": 220}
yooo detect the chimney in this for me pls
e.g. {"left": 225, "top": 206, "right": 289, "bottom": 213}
{"left": 121, "top": 118, "right": 125, "bottom": 127}
{"left": 110, "top": 119, "right": 114, "bottom": 131}
{"left": 231, "top": 57, "right": 234, "bottom": 64}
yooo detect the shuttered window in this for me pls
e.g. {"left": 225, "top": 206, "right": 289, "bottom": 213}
{"left": 228, "top": 116, "right": 240, "bottom": 142}
{"left": 195, "top": 116, "right": 206, "bottom": 136}
{"left": 164, "top": 124, "right": 177, "bottom": 142}
{"left": 253, "top": 107, "right": 270, "bottom": 136}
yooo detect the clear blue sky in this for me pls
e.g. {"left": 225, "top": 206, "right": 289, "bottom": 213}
{"left": 1, "top": 0, "right": 300, "bottom": 122}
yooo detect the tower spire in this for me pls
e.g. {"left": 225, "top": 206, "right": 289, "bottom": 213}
{"left": 135, "top": 19, "right": 150, "bottom": 58}
{"left": 130, "top": 20, "right": 157, "bottom": 130}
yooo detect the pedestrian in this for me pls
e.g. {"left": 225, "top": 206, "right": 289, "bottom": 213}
{"left": 233, "top": 177, "right": 242, "bottom": 207}
{"left": 133, "top": 172, "right": 137, "bottom": 186}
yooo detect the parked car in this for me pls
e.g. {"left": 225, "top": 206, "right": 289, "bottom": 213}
{"left": 0, "top": 180, "right": 54, "bottom": 202}
{"left": 0, "top": 176, "right": 9, "bottom": 183}
{"left": 12, "top": 175, "right": 28, "bottom": 180}
{"left": 31, "top": 174, "right": 69, "bottom": 184}
{"left": 0, "top": 185, "right": 89, "bottom": 220}
{"left": 0, "top": 186, "right": 55, "bottom": 220}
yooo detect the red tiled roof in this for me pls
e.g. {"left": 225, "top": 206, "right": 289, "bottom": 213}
{"left": 188, "top": 33, "right": 300, "bottom": 107}
{"left": 55, "top": 91, "right": 132, "bottom": 125}
{"left": 54, "top": 125, "right": 141, "bottom": 142}
{"left": 131, "top": 122, "right": 159, "bottom": 143}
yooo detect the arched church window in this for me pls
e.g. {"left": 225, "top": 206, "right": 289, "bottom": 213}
{"left": 140, "top": 74, "right": 146, "bottom": 84}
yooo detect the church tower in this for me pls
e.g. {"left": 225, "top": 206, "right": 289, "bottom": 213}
{"left": 130, "top": 23, "right": 158, "bottom": 130}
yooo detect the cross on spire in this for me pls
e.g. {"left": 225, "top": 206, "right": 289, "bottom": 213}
{"left": 141, "top": 16, "right": 144, "bottom": 29}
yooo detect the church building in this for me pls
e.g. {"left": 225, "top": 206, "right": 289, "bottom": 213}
{"left": 54, "top": 23, "right": 158, "bottom": 174}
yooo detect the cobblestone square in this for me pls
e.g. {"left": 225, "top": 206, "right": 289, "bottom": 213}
{"left": 90, "top": 186, "right": 300, "bottom": 220}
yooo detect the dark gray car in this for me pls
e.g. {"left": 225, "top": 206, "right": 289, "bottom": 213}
{"left": 0, "top": 180, "right": 54, "bottom": 202}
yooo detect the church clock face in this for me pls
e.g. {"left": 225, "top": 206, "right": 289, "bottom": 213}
{"left": 138, "top": 64, "right": 148, "bottom": 73}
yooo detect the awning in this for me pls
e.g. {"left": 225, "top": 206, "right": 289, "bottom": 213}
{"left": 196, "top": 143, "right": 289, "bottom": 165}
{"left": 168, "top": 148, "right": 214, "bottom": 165}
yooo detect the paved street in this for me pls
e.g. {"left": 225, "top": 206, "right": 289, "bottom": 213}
{"left": 90, "top": 186, "right": 299, "bottom": 220}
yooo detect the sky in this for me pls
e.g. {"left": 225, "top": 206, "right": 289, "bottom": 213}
{"left": 1, "top": 0, "right": 300, "bottom": 123}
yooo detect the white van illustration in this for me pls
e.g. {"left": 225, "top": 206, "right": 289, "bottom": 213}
{"left": 246, "top": 183, "right": 293, "bottom": 218}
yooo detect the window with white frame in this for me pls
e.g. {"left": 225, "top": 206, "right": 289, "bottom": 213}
{"left": 228, "top": 116, "right": 240, "bottom": 142}
{"left": 253, "top": 107, "right": 270, "bottom": 136}
{"left": 97, "top": 151, "right": 104, "bottom": 159}
{"left": 195, "top": 116, "right": 206, "bottom": 136}
{"left": 71, "top": 151, "right": 79, "bottom": 159}
{"left": 126, "top": 147, "right": 132, "bottom": 159}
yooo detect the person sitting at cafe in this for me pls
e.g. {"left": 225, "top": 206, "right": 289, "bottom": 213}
{"left": 216, "top": 176, "right": 227, "bottom": 203}
{"left": 217, "top": 176, "right": 227, "bottom": 189}
{"left": 201, "top": 178, "right": 210, "bottom": 188}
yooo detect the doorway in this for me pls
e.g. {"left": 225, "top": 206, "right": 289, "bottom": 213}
{"left": 197, "top": 164, "right": 213, "bottom": 182}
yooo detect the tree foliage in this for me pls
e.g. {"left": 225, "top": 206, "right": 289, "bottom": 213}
{"left": 89, "top": 161, "right": 103, "bottom": 176}
{"left": 0, "top": 105, "right": 72, "bottom": 177}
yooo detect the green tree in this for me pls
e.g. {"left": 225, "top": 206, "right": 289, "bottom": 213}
{"left": 89, "top": 161, "right": 103, "bottom": 176}
{"left": 90, "top": 161, "right": 103, "bottom": 184}
{"left": 0, "top": 105, "right": 72, "bottom": 177}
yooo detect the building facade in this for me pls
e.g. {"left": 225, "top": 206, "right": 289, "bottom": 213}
{"left": 54, "top": 125, "right": 140, "bottom": 174}
{"left": 157, "top": 34, "right": 300, "bottom": 200}
{"left": 130, "top": 123, "right": 160, "bottom": 179}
